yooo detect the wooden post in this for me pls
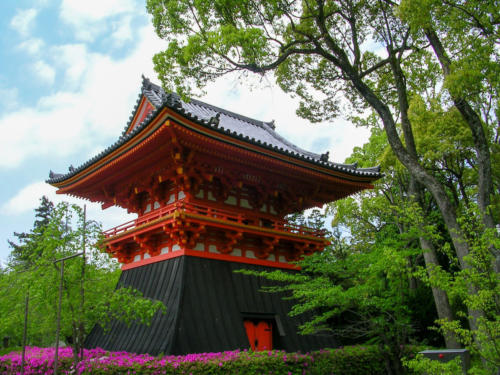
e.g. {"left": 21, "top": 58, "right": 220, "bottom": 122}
{"left": 53, "top": 252, "right": 83, "bottom": 375}
{"left": 79, "top": 205, "right": 86, "bottom": 360}
{"left": 54, "top": 259, "right": 64, "bottom": 375}
{"left": 21, "top": 291, "right": 29, "bottom": 375}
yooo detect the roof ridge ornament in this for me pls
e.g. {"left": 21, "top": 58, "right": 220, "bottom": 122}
{"left": 141, "top": 74, "right": 152, "bottom": 91}
{"left": 48, "top": 170, "right": 63, "bottom": 180}
{"left": 165, "top": 92, "right": 182, "bottom": 108}
{"left": 266, "top": 119, "right": 276, "bottom": 130}
{"left": 209, "top": 113, "right": 221, "bottom": 126}
{"left": 320, "top": 151, "right": 329, "bottom": 162}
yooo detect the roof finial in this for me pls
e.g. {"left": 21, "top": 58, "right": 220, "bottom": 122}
{"left": 49, "top": 170, "right": 55, "bottom": 179}
{"left": 320, "top": 151, "right": 330, "bottom": 162}
{"left": 69, "top": 165, "right": 75, "bottom": 173}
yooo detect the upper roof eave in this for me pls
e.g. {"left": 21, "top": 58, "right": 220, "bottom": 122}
{"left": 47, "top": 78, "right": 382, "bottom": 186}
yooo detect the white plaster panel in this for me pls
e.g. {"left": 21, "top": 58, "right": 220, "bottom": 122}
{"left": 240, "top": 199, "right": 251, "bottom": 208}
{"left": 232, "top": 248, "right": 242, "bottom": 257}
{"left": 225, "top": 195, "right": 237, "bottom": 205}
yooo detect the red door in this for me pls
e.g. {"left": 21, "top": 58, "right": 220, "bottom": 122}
{"left": 244, "top": 320, "right": 273, "bottom": 351}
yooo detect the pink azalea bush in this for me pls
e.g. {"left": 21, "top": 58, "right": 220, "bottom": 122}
{"left": 0, "top": 345, "right": 420, "bottom": 374}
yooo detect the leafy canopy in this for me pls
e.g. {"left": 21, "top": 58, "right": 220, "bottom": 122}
{"left": 1, "top": 199, "right": 165, "bottom": 354}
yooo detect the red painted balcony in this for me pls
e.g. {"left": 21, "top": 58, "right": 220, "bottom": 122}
{"left": 103, "top": 201, "right": 326, "bottom": 239}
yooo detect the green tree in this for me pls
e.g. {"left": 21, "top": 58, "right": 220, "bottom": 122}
{"left": 244, "top": 208, "right": 421, "bottom": 375}
{"left": 8, "top": 196, "right": 54, "bottom": 268}
{"left": 0, "top": 201, "right": 165, "bottom": 362}
{"left": 337, "top": 124, "right": 499, "bottom": 371}
{"left": 146, "top": 0, "right": 498, "bottom": 351}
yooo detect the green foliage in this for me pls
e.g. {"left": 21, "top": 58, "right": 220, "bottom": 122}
{"left": 145, "top": 1, "right": 499, "bottom": 372}
{"left": 341, "top": 124, "right": 500, "bottom": 372}
{"left": 241, "top": 206, "right": 425, "bottom": 373}
{"left": 0, "top": 199, "right": 165, "bottom": 356}
{"left": 0, "top": 347, "right": 21, "bottom": 356}
{"left": 8, "top": 196, "right": 54, "bottom": 268}
{"left": 404, "top": 354, "right": 463, "bottom": 375}
{"left": 436, "top": 211, "right": 500, "bottom": 373}
{"left": 398, "top": 0, "right": 500, "bottom": 100}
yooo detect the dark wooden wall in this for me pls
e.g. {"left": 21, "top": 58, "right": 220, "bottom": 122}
{"left": 85, "top": 256, "right": 337, "bottom": 355}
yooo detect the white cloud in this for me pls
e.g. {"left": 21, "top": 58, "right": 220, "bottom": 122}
{"left": 50, "top": 44, "right": 89, "bottom": 87}
{"left": 110, "top": 15, "right": 133, "bottom": 47}
{"left": 1, "top": 181, "right": 134, "bottom": 231}
{"left": 60, "top": 0, "right": 136, "bottom": 21}
{"left": 0, "top": 87, "right": 19, "bottom": 112}
{"left": 33, "top": 60, "right": 56, "bottom": 84}
{"left": 0, "top": 24, "right": 163, "bottom": 169}
{"left": 1, "top": 182, "right": 54, "bottom": 215}
{"left": 59, "top": 0, "right": 137, "bottom": 41}
{"left": 10, "top": 8, "right": 38, "bottom": 36}
{"left": 18, "top": 38, "right": 45, "bottom": 55}
{"left": 0, "top": 18, "right": 367, "bottom": 174}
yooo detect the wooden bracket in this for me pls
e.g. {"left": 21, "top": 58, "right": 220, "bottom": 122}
{"left": 253, "top": 237, "right": 279, "bottom": 259}
{"left": 219, "top": 231, "right": 243, "bottom": 254}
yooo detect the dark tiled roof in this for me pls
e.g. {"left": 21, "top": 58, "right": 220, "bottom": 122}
{"left": 47, "top": 76, "right": 381, "bottom": 184}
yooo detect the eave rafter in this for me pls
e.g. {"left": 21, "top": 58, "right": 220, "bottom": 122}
{"left": 52, "top": 109, "right": 376, "bottom": 211}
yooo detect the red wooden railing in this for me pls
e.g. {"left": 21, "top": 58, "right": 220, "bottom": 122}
{"left": 103, "top": 201, "right": 325, "bottom": 238}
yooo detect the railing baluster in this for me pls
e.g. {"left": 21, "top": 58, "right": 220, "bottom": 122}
{"left": 104, "top": 201, "right": 322, "bottom": 239}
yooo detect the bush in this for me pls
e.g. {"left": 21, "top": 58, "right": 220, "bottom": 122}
{"left": 0, "top": 345, "right": 423, "bottom": 374}
{"left": 0, "top": 347, "right": 20, "bottom": 356}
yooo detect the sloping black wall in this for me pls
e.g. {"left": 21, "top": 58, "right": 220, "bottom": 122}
{"left": 85, "top": 256, "right": 184, "bottom": 354}
{"left": 85, "top": 256, "right": 337, "bottom": 355}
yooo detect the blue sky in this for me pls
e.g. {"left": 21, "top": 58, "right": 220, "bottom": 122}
{"left": 0, "top": 0, "right": 370, "bottom": 263}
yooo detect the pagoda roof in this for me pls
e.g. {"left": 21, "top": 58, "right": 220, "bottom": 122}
{"left": 47, "top": 76, "right": 381, "bottom": 184}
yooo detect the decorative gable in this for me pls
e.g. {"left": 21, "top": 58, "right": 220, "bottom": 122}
{"left": 126, "top": 96, "right": 155, "bottom": 134}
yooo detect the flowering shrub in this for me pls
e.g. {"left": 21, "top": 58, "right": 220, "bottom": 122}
{"left": 0, "top": 345, "right": 420, "bottom": 374}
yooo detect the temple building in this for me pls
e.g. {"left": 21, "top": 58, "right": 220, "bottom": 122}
{"left": 47, "top": 76, "right": 381, "bottom": 355}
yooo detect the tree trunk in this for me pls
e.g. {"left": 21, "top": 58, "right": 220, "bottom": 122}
{"left": 313, "top": 1, "right": 483, "bottom": 333}
{"left": 347, "top": 73, "right": 482, "bottom": 332}
{"left": 419, "top": 236, "right": 461, "bottom": 349}
{"left": 408, "top": 176, "right": 460, "bottom": 348}
{"left": 425, "top": 28, "right": 499, "bottom": 272}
